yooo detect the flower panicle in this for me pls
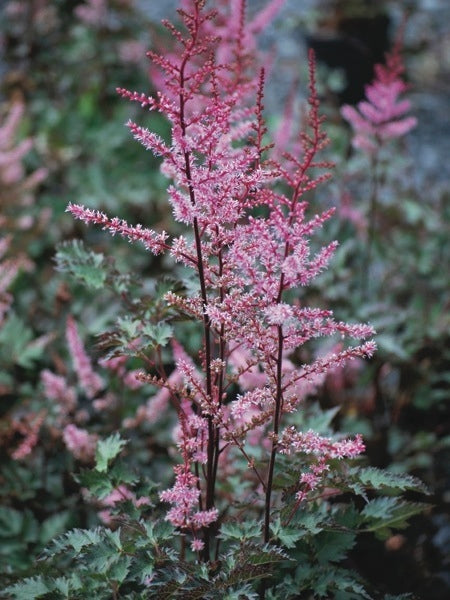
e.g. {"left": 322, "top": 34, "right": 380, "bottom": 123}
{"left": 341, "top": 41, "right": 417, "bottom": 153}
{"left": 66, "top": 315, "right": 104, "bottom": 399}
{"left": 66, "top": 203, "right": 168, "bottom": 255}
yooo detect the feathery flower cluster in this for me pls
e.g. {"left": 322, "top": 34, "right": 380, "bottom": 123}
{"left": 8, "top": 412, "right": 45, "bottom": 460}
{"left": 0, "top": 99, "right": 47, "bottom": 212}
{"left": 39, "top": 319, "right": 147, "bottom": 462}
{"left": 160, "top": 414, "right": 219, "bottom": 551}
{"left": 66, "top": 315, "right": 104, "bottom": 399}
{"left": 66, "top": 203, "right": 168, "bottom": 256}
{"left": 98, "top": 484, "right": 151, "bottom": 525}
{"left": 41, "top": 369, "right": 77, "bottom": 414}
{"left": 341, "top": 44, "right": 417, "bottom": 153}
{"left": 69, "top": 0, "right": 376, "bottom": 553}
{"left": 0, "top": 236, "right": 17, "bottom": 326}
{"left": 0, "top": 99, "right": 46, "bottom": 327}
{"left": 62, "top": 424, "right": 98, "bottom": 462}
{"left": 279, "top": 426, "right": 365, "bottom": 501}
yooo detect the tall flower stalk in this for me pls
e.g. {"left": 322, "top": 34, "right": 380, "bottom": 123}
{"left": 68, "top": 0, "right": 375, "bottom": 561}
{"left": 341, "top": 40, "right": 417, "bottom": 295}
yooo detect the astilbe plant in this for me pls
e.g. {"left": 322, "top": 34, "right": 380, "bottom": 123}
{"left": 341, "top": 39, "right": 417, "bottom": 294}
{"left": 3, "top": 1, "right": 427, "bottom": 598}
{"left": 68, "top": 0, "right": 375, "bottom": 558}
{"left": 341, "top": 41, "right": 417, "bottom": 155}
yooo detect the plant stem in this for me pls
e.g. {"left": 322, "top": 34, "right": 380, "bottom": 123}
{"left": 362, "top": 152, "right": 379, "bottom": 297}
{"left": 178, "top": 6, "right": 216, "bottom": 561}
{"left": 263, "top": 325, "right": 284, "bottom": 544}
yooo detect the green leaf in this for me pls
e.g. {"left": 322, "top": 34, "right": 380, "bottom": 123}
{"left": 141, "top": 322, "right": 173, "bottom": 348}
{"left": 270, "top": 518, "right": 302, "bottom": 549}
{"left": 76, "top": 468, "right": 115, "bottom": 498}
{"left": 219, "top": 520, "right": 261, "bottom": 541}
{"left": 314, "top": 531, "right": 357, "bottom": 564}
{"left": 108, "top": 555, "right": 131, "bottom": 583}
{"left": 39, "top": 512, "right": 70, "bottom": 545}
{"left": 117, "top": 316, "right": 140, "bottom": 339}
{"left": 95, "top": 433, "right": 127, "bottom": 473}
{"left": 50, "top": 527, "right": 103, "bottom": 555}
{"left": 289, "top": 509, "right": 325, "bottom": 537}
{"left": 356, "top": 467, "right": 429, "bottom": 494}
{"left": 361, "top": 497, "right": 400, "bottom": 520}
{"left": 140, "top": 519, "right": 175, "bottom": 546}
{"left": 3, "top": 577, "right": 49, "bottom": 599}
{"left": 50, "top": 577, "right": 71, "bottom": 597}
{"left": 0, "top": 314, "right": 43, "bottom": 368}
{"left": 361, "top": 501, "right": 428, "bottom": 538}
{"left": 105, "top": 528, "right": 123, "bottom": 551}
{"left": 221, "top": 585, "right": 258, "bottom": 599}
{"left": 0, "top": 506, "right": 38, "bottom": 545}
{"left": 55, "top": 240, "right": 107, "bottom": 290}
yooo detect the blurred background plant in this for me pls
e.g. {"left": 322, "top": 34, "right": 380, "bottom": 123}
{"left": 0, "top": 0, "right": 448, "bottom": 598}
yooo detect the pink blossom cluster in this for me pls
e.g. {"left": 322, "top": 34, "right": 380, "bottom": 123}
{"left": 69, "top": 0, "right": 376, "bottom": 551}
{"left": 9, "top": 412, "right": 46, "bottom": 460}
{"left": 99, "top": 355, "right": 144, "bottom": 391}
{"left": 41, "top": 369, "right": 77, "bottom": 414}
{"left": 0, "top": 100, "right": 47, "bottom": 210}
{"left": 279, "top": 427, "right": 365, "bottom": 502}
{"left": 39, "top": 319, "right": 157, "bottom": 462}
{"left": 66, "top": 315, "right": 104, "bottom": 399}
{"left": 67, "top": 203, "right": 168, "bottom": 255}
{"left": 160, "top": 464, "right": 218, "bottom": 553}
{"left": 62, "top": 424, "right": 98, "bottom": 462}
{"left": 341, "top": 44, "right": 417, "bottom": 153}
{"left": 38, "top": 318, "right": 103, "bottom": 460}
{"left": 0, "top": 237, "right": 34, "bottom": 326}
{"left": 0, "top": 99, "right": 46, "bottom": 326}
{"left": 0, "top": 236, "right": 16, "bottom": 326}
{"left": 98, "top": 484, "right": 151, "bottom": 525}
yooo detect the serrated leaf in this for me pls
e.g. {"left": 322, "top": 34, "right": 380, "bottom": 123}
{"left": 219, "top": 520, "right": 261, "bottom": 541}
{"left": 108, "top": 555, "right": 131, "bottom": 583}
{"left": 141, "top": 519, "right": 175, "bottom": 546}
{"left": 50, "top": 527, "right": 103, "bottom": 554}
{"left": 314, "top": 531, "right": 356, "bottom": 564}
{"left": 105, "top": 528, "right": 122, "bottom": 551}
{"left": 76, "top": 468, "right": 115, "bottom": 498}
{"left": 357, "top": 467, "right": 429, "bottom": 494}
{"left": 3, "top": 577, "right": 49, "bottom": 599}
{"left": 361, "top": 501, "right": 427, "bottom": 537}
{"left": 39, "top": 512, "right": 70, "bottom": 545}
{"left": 361, "top": 496, "right": 399, "bottom": 520}
{"left": 0, "top": 314, "right": 40, "bottom": 368}
{"left": 117, "top": 316, "right": 140, "bottom": 339}
{"left": 85, "top": 540, "right": 119, "bottom": 572}
{"left": 51, "top": 577, "right": 70, "bottom": 596}
{"left": 141, "top": 322, "right": 173, "bottom": 347}
{"left": 55, "top": 240, "right": 107, "bottom": 290}
{"left": 290, "top": 510, "right": 325, "bottom": 536}
{"left": 270, "top": 518, "right": 302, "bottom": 549}
{"left": 95, "top": 433, "right": 127, "bottom": 472}
{"left": 221, "top": 585, "right": 258, "bottom": 599}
